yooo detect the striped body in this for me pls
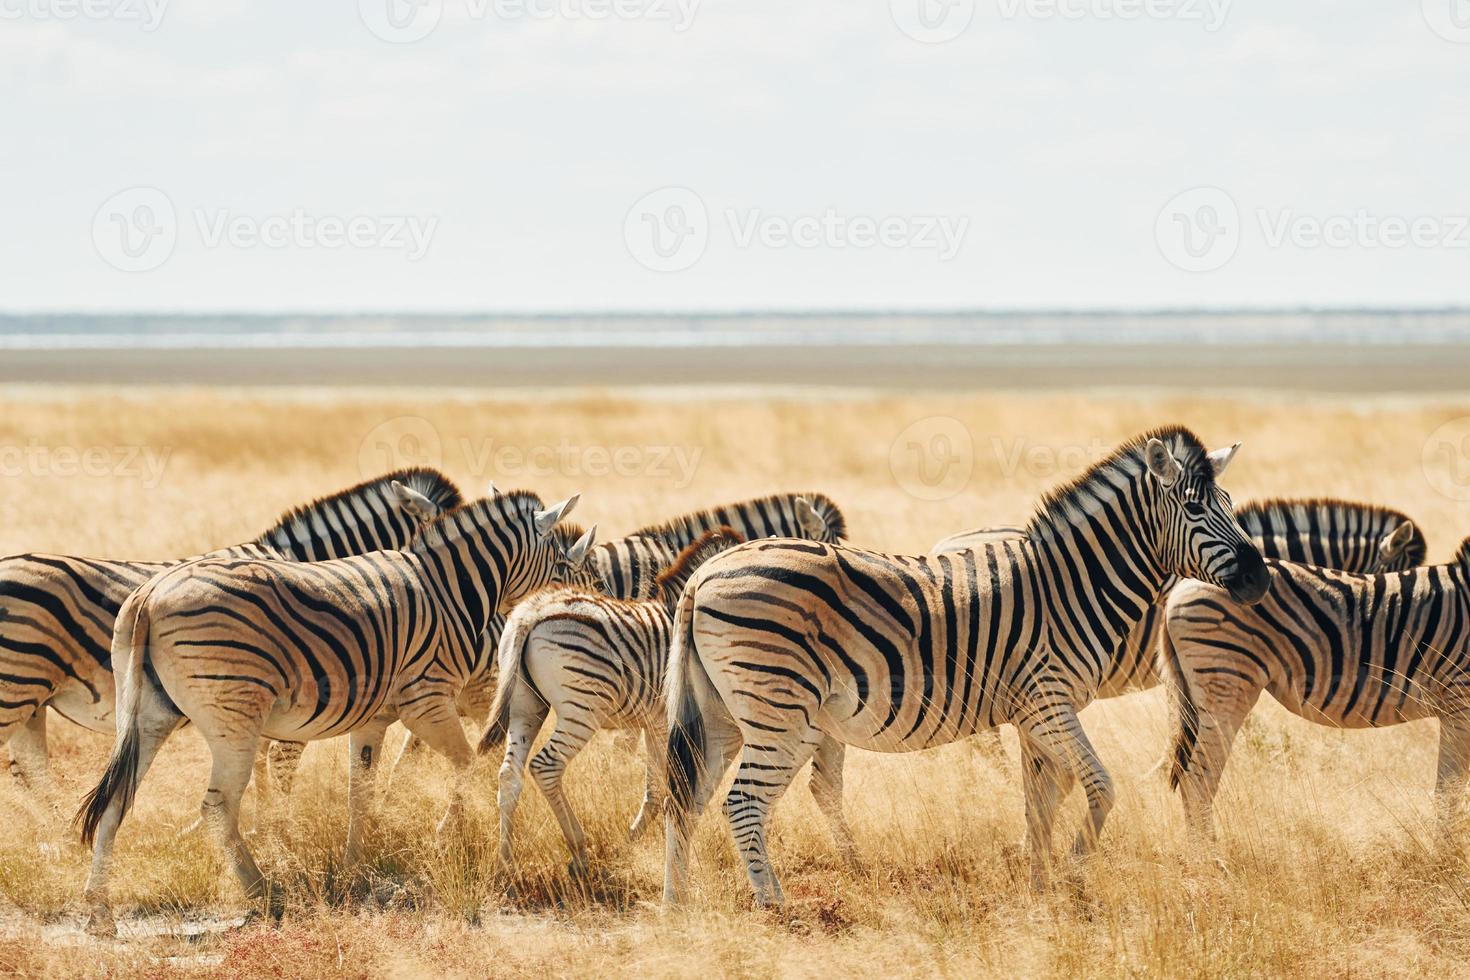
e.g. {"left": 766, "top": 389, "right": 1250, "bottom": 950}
{"left": 0, "top": 469, "right": 460, "bottom": 798}
{"left": 1163, "top": 540, "right": 1470, "bottom": 839}
{"left": 76, "top": 490, "right": 583, "bottom": 932}
{"left": 934, "top": 499, "right": 1423, "bottom": 699}
{"left": 661, "top": 427, "right": 1270, "bottom": 904}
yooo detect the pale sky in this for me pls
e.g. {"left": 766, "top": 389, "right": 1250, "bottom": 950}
{"left": 2, "top": 0, "right": 1467, "bottom": 312}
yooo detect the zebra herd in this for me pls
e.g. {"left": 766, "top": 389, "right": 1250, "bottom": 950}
{"left": 0, "top": 423, "right": 1465, "bottom": 931}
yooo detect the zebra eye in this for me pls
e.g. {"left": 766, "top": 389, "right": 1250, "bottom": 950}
{"left": 1183, "top": 502, "right": 1207, "bottom": 518}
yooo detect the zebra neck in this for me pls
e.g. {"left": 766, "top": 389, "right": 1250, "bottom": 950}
{"left": 1029, "top": 497, "right": 1171, "bottom": 668}
{"left": 412, "top": 539, "right": 505, "bottom": 645}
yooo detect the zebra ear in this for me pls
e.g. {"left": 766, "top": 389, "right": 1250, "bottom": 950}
{"left": 1206, "top": 442, "right": 1241, "bottom": 478}
{"left": 1379, "top": 521, "right": 1416, "bottom": 563}
{"left": 567, "top": 524, "right": 597, "bottom": 565}
{"left": 794, "top": 496, "right": 827, "bottom": 538}
{"left": 1143, "top": 438, "right": 1183, "bottom": 488}
{"left": 486, "top": 480, "right": 497, "bottom": 497}
{"left": 534, "top": 493, "right": 580, "bottom": 535}
{"left": 389, "top": 480, "right": 441, "bottom": 523}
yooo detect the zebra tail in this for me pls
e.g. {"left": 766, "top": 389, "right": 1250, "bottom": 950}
{"left": 477, "top": 608, "right": 530, "bottom": 756}
{"left": 1159, "top": 609, "right": 1201, "bottom": 793}
{"left": 76, "top": 590, "right": 151, "bottom": 848}
{"left": 665, "top": 584, "right": 707, "bottom": 818}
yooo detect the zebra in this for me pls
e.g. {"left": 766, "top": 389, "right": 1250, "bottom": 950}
{"left": 75, "top": 489, "right": 585, "bottom": 934}
{"left": 1162, "top": 533, "right": 1470, "bottom": 843}
{"left": 489, "top": 528, "right": 750, "bottom": 879}
{"left": 934, "top": 499, "right": 1424, "bottom": 700}
{"left": 387, "top": 492, "right": 848, "bottom": 778}
{"left": 0, "top": 468, "right": 462, "bottom": 804}
{"left": 660, "top": 426, "right": 1271, "bottom": 905}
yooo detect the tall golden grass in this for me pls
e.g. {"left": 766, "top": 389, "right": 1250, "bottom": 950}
{"left": 1, "top": 384, "right": 1469, "bottom": 977}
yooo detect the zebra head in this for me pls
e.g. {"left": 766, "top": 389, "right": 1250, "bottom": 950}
{"left": 1144, "top": 435, "right": 1269, "bottom": 605}
{"left": 488, "top": 491, "right": 583, "bottom": 614}
{"left": 550, "top": 523, "right": 607, "bottom": 592}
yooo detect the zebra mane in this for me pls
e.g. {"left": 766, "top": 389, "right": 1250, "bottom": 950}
{"left": 1026, "top": 425, "right": 1210, "bottom": 535}
{"left": 253, "top": 467, "right": 463, "bottom": 549}
{"left": 630, "top": 492, "right": 848, "bottom": 542}
{"left": 1236, "top": 497, "right": 1426, "bottom": 567}
{"left": 654, "top": 527, "right": 744, "bottom": 613}
{"left": 411, "top": 489, "right": 546, "bottom": 552}
{"left": 1454, "top": 537, "right": 1470, "bottom": 571}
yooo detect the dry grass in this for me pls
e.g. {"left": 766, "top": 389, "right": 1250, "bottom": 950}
{"left": 2, "top": 383, "right": 1470, "bottom": 978}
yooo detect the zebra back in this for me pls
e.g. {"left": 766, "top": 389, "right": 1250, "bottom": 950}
{"left": 1235, "top": 498, "right": 1424, "bottom": 572}
{"left": 628, "top": 492, "right": 845, "bottom": 551}
{"left": 247, "top": 468, "right": 463, "bottom": 561}
{"left": 652, "top": 527, "right": 744, "bottom": 615}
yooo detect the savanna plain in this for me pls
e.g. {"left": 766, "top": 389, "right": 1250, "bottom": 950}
{"left": 1, "top": 383, "right": 1468, "bottom": 979}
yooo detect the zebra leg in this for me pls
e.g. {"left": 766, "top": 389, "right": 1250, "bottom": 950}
{"left": 8, "top": 708, "right": 58, "bottom": 807}
{"left": 201, "top": 736, "right": 281, "bottom": 921}
{"left": 399, "top": 701, "right": 476, "bottom": 837}
{"left": 1434, "top": 712, "right": 1470, "bottom": 837}
{"left": 628, "top": 720, "right": 666, "bottom": 841}
{"left": 344, "top": 720, "right": 390, "bottom": 883}
{"left": 497, "top": 684, "right": 549, "bottom": 874}
{"left": 724, "top": 725, "right": 825, "bottom": 908}
{"left": 1017, "top": 729, "right": 1074, "bottom": 889}
{"left": 1172, "top": 686, "right": 1260, "bottom": 848}
{"left": 808, "top": 735, "right": 860, "bottom": 868}
{"left": 1018, "top": 710, "right": 1113, "bottom": 881}
{"left": 82, "top": 713, "right": 178, "bottom": 935}
{"left": 528, "top": 712, "right": 601, "bottom": 878}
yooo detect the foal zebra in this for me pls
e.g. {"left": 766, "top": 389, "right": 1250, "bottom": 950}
{"left": 0, "top": 468, "right": 461, "bottom": 802}
{"left": 76, "top": 489, "right": 584, "bottom": 933}
{"left": 662, "top": 427, "right": 1271, "bottom": 904}
{"left": 1163, "top": 533, "right": 1470, "bottom": 841}
{"left": 490, "top": 528, "right": 749, "bottom": 878}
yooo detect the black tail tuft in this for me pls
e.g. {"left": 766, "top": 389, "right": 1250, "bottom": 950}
{"left": 76, "top": 725, "right": 141, "bottom": 849}
{"left": 477, "top": 698, "right": 511, "bottom": 756}
{"left": 667, "top": 710, "right": 706, "bottom": 815}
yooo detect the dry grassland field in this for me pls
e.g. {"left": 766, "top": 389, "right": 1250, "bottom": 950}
{"left": 2, "top": 383, "right": 1470, "bottom": 978}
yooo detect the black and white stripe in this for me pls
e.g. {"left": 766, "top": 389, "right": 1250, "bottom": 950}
{"left": 1162, "top": 530, "right": 1470, "bottom": 841}
{"left": 75, "top": 489, "right": 583, "bottom": 933}
{"left": 661, "top": 427, "right": 1270, "bottom": 904}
